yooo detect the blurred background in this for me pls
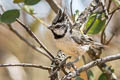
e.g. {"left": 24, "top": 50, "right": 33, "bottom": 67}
{"left": 0, "top": 0, "right": 120, "bottom": 80}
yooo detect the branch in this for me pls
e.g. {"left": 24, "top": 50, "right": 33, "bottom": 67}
{"left": 17, "top": 4, "right": 49, "bottom": 27}
{"left": 70, "top": 0, "right": 74, "bottom": 21}
{"left": 64, "top": 54, "right": 120, "bottom": 79}
{"left": 101, "top": 12, "right": 114, "bottom": 44}
{"left": 50, "top": 56, "right": 71, "bottom": 77}
{"left": 46, "top": 0, "right": 61, "bottom": 13}
{"left": 16, "top": 19, "right": 42, "bottom": 47}
{"left": 7, "top": 24, "right": 52, "bottom": 61}
{"left": 16, "top": 19, "right": 55, "bottom": 59}
{"left": 105, "top": 33, "right": 115, "bottom": 45}
{"left": 0, "top": 63, "right": 50, "bottom": 70}
{"left": 101, "top": 7, "right": 120, "bottom": 44}
{"left": 0, "top": 5, "right": 54, "bottom": 60}
{"left": 46, "top": 0, "right": 74, "bottom": 25}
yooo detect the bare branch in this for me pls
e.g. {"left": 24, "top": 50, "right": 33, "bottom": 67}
{"left": 70, "top": 0, "right": 74, "bottom": 21}
{"left": 105, "top": 33, "right": 115, "bottom": 45}
{"left": 107, "top": 0, "right": 112, "bottom": 13}
{"left": 64, "top": 54, "right": 120, "bottom": 79}
{"left": 16, "top": 19, "right": 55, "bottom": 59}
{"left": 16, "top": 19, "right": 42, "bottom": 47}
{"left": 0, "top": 63, "right": 50, "bottom": 70}
{"left": 0, "top": 5, "right": 54, "bottom": 60}
{"left": 50, "top": 56, "right": 71, "bottom": 77}
{"left": 101, "top": 7, "right": 120, "bottom": 44}
{"left": 46, "top": 0, "right": 61, "bottom": 13}
{"left": 7, "top": 24, "right": 52, "bottom": 61}
{"left": 46, "top": 0, "right": 74, "bottom": 27}
{"left": 101, "top": 12, "right": 114, "bottom": 44}
{"left": 17, "top": 4, "right": 49, "bottom": 27}
{"left": 82, "top": 55, "right": 89, "bottom": 80}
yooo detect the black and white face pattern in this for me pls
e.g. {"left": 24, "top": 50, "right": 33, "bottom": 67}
{"left": 49, "top": 9, "right": 70, "bottom": 39}
{"left": 49, "top": 0, "right": 105, "bottom": 39}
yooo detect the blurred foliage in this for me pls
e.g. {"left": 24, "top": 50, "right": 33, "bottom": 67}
{"left": 13, "top": 0, "right": 24, "bottom": 3}
{"left": 88, "top": 70, "right": 94, "bottom": 79}
{"left": 24, "top": 0, "right": 41, "bottom": 5}
{"left": 14, "top": 0, "right": 41, "bottom": 5}
{"left": 0, "top": 9, "right": 20, "bottom": 24}
{"left": 22, "top": 5, "right": 34, "bottom": 15}
{"left": 98, "top": 73, "right": 107, "bottom": 80}
{"left": 75, "top": 76, "right": 84, "bottom": 80}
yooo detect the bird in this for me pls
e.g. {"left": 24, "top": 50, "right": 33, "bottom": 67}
{"left": 48, "top": 9, "right": 89, "bottom": 80}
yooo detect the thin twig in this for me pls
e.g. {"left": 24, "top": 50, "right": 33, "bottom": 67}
{"left": 31, "top": 14, "right": 49, "bottom": 27}
{"left": 0, "top": 4, "right": 5, "bottom": 12}
{"left": 0, "top": 4, "right": 54, "bottom": 60}
{"left": 50, "top": 56, "right": 71, "bottom": 77}
{"left": 0, "top": 63, "right": 50, "bottom": 70}
{"left": 18, "top": 4, "right": 49, "bottom": 27}
{"left": 105, "top": 33, "right": 115, "bottom": 45}
{"left": 101, "top": 7, "right": 120, "bottom": 44}
{"left": 82, "top": 55, "right": 89, "bottom": 80}
{"left": 101, "top": 13, "right": 114, "bottom": 44}
{"left": 70, "top": 0, "right": 74, "bottom": 22}
{"left": 107, "top": 0, "right": 112, "bottom": 13}
{"left": 46, "top": 0, "right": 74, "bottom": 25}
{"left": 64, "top": 53, "right": 120, "bottom": 79}
{"left": 109, "top": 7, "right": 120, "bottom": 14}
{"left": 16, "top": 19, "right": 55, "bottom": 59}
{"left": 16, "top": 19, "right": 42, "bottom": 47}
{"left": 46, "top": 0, "right": 61, "bottom": 14}
{"left": 7, "top": 24, "right": 52, "bottom": 61}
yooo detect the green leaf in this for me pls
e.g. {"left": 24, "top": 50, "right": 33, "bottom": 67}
{"left": 75, "top": 76, "right": 84, "bottom": 80}
{"left": 23, "top": 5, "right": 34, "bottom": 14}
{"left": 88, "top": 70, "right": 94, "bottom": 78}
{"left": 85, "top": 13, "right": 106, "bottom": 35}
{"left": 0, "top": 16, "right": 2, "bottom": 24}
{"left": 0, "top": 9, "right": 20, "bottom": 24}
{"left": 13, "top": 0, "right": 24, "bottom": 3}
{"left": 98, "top": 73, "right": 107, "bottom": 80}
{"left": 24, "top": 0, "right": 41, "bottom": 5}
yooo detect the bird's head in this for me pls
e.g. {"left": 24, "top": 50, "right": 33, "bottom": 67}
{"left": 49, "top": 9, "right": 71, "bottom": 39}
